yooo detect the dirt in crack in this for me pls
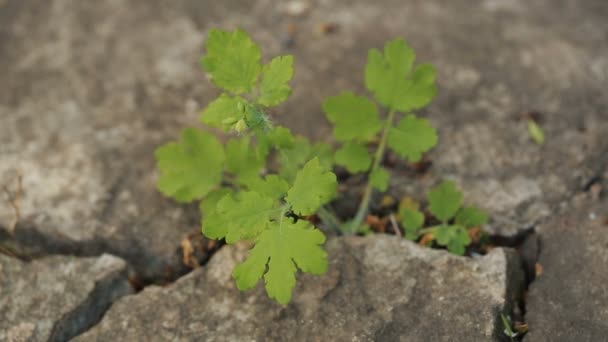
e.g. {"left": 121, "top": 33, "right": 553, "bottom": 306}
{"left": 490, "top": 228, "right": 540, "bottom": 340}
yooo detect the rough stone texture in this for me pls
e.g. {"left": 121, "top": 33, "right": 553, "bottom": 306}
{"left": 1, "top": 2, "right": 607, "bottom": 281}
{"left": 75, "top": 236, "right": 523, "bottom": 341}
{"left": 0, "top": 253, "right": 133, "bottom": 342}
{"left": 526, "top": 190, "right": 608, "bottom": 341}
{"left": 0, "top": 1, "right": 607, "bottom": 339}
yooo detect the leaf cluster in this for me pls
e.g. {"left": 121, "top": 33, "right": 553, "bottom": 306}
{"left": 323, "top": 38, "right": 439, "bottom": 192}
{"left": 155, "top": 29, "right": 337, "bottom": 304}
{"left": 401, "top": 181, "right": 489, "bottom": 255}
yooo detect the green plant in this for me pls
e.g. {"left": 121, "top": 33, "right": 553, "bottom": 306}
{"left": 322, "top": 38, "right": 439, "bottom": 232}
{"left": 155, "top": 28, "right": 487, "bottom": 304}
{"left": 401, "top": 180, "right": 489, "bottom": 255}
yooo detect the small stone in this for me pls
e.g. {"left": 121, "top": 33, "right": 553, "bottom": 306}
{"left": 0, "top": 254, "right": 133, "bottom": 342}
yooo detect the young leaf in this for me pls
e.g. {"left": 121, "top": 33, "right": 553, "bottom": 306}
{"left": 455, "top": 206, "right": 489, "bottom": 229}
{"left": 388, "top": 114, "right": 438, "bottom": 162}
{"left": 323, "top": 92, "right": 382, "bottom": 142}
{"left": 527, "top": 119, "right": 545, "bottom": 145}
{"left": 233, "top": 220, "right": 327, "bottom": 304}
{"left": 279, "top": 138, "right": 333, "bottom": 182}
{"left": 246, "top": 175, "right": 289, "bottom": 201}
{"left": 202, "top": 28, "right": 261, "bottom": 94}
{"left": 334, "top": 142, "right": 372, "bottom": 173}
{"left": 365, "top": 38, "right": 437, "bottom": 111}
{"left": 435, "top": 225, "right": 470, "bottom": 255}
{"left": 369, "top": 167, "right": 390, "bottom": 192}
{"left": 200, "top": 187, "right": 235, "bottom": 215}
{"left": 401, "top": 207, "right": 424, "bottom": 241}
{"left": 256, "top": 126, "right": 296, "bottom": 158}
{"left": 202, "top": 191, "right": 275, "bottom": 243}
{"left": 201, "top": 94, "right": 246, "bottom": 129}
{"left": 428, "top": 181, "right": 463, "bottom": 222}
{"left": 258, "top": 55, "right": 294, "bottom": 107}
{"left": 286, "top": 158, "right": 337, "bottom": 215}
{"left": 155, "top": 128, "right": 224, "bottom": 202}
{"left": 225, "top": 137, "right": 265, "bottom": 184}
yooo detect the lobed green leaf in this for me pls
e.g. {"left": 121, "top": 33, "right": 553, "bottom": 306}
{"left": 365, "top": 38, "right": 437, "bottom": 112}
{"left": 201, "top": 94, "right": 246, "bottom": 129}
{"left": 455, "top": 206, "right": 489, "bottom": 229}
{"left": 435, "top": 225, "right": 470, "bottom": 255}
{"left": 387, "top": 114, "right": 438, "bottom": 162}
{"left": 369, "top": 167, "right": 390, "bottom": 192}
{"left": 334, "top": 142, "right": 372, "bottom": 173}
{"left": 401, "top": 207, "right": 424, "bottom": 241}
{"left": 225, "top": 137, "right": 265, "bottom": 184}
{"left": 202, "top": 28, "right": 261, "bottom": 94}
{"left": 202, "top": 191, "right": 275, "bottom": 244}
{"left": 286, "top": 158, "right": 337, "bottom": 215}
{"left": 258, "top": 55, "right": 294, "bottom": 107}
{"left": 233, "top": 220, "right": 327, "bottom": 304}
{"left": 155, "top": 128, "right": 224, "bottom": 202}
{"left": 323, "top": 92, "right": 382, "bottom": 142}
{"left": 428, "top": 181, "right": 463, "bottom": 222}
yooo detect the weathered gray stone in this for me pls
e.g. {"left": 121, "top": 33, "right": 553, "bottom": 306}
{"left": 526, "top": 193, "right": 608, "bottom": 341}
{"left": 1, "top": 0, "right": 607, "bottom": 279}
{"left": 75, "top": 236, "right": 523, "bottom": 341}
{"left": 1, "top": 0, "right": 607, "bottom": 283}
{"left": 0, "top": 254, "right": 133, "bottom": 342}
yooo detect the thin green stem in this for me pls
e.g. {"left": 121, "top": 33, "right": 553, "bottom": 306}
{"left": 317, "top": 206, "right": 342, "bottom": 233}
{"left": 349, "top": 109, "right": 396, "bottom": 233}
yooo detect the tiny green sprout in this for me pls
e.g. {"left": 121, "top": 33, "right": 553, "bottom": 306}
{"left": 527, "top": 119, "right": 545, "bottom": 145}
{"left": 501, "top": 313, "right": 518, "bottom": 341}
{"left": 401, "top": 180, "right": 488, "bottom": 255}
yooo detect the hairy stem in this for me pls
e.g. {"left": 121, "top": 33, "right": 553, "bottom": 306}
{"left": 349, "top": 109, "right": 396, "bottom": 233}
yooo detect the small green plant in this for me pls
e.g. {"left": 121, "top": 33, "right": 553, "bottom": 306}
{"left": 155, "top": 28, "right": 488, "bottom": 304}
{"left": 322, "top": 37, "right": 439, "bottom": 232}
{"left": 401, "top": 180, "right": 488, "bottom": 255}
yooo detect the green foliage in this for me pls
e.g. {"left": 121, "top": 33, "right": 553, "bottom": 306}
{"left": 286, "top": 158, "right": 338, "bottom": 215}
{"left": 334, "top": 143, "right": 372, "bottom": 173}
{"left": 369, "top": 167, "right": 390, "bottom": 192}
{"left": 225, "top": 137, "right": 265, "bottom": 184}
{"left": 156, "top": 27, "right": 486, "bottom": 305}
{"left": 203, "top": 162, "right": 336, "bottom": 303}
{"left": 201, "top": 94, "right": 246, "bottom": 130}
{"left": 388, "top": 115, "right": 438, "bottom": 162}
{"left": 202, "top": 28, "right": 261, "bottom": 94}
{"left": 365, "top": 38, "right": 437, "bottom": 112}
{"left": 428, "top": 181, "right": 463, "bottom": 222}
{"left": 323, "top": 92, "right": 382, "bottom": 142}
{"left": 401, "top": 207, "right": 424, "bottom": 241}
{"left": 426, "top": 181, "right": 488, "bottom": 255}
{"left": 435, "top": 225, "right": 471, "bottom": 256}
{"left": 455, "top": 206, "right": 489, "bottom": 229}
{"left": 279, "top": 137, "right": 333, "bottom": 182}
{"left": 203, "top": 191, "right": 276, "bottom": 243}
{"left": 155, "top": 128, "right": 224, "bottom": 202}
{"left": 259, "top": 55, "right": 294, "bottom": 106}
{"left": 233, "top": 220, "right": 327, "bottom": 304}
{"left": 527, "top": 119, "right": 545, "bottom": 145}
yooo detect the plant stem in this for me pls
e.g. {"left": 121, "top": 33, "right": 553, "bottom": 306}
{"left": 349, "top": 109, "right": 396, "bottom": 233}
{"left": 317, "top": 206, "right": 342, "bottom": 233}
